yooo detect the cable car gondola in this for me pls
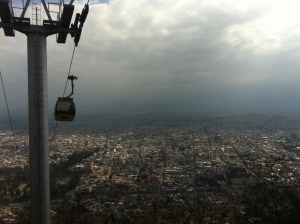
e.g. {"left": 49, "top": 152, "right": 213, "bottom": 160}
{"left": 54, "top": 97, "right": 76, "bottom": 121}
{"left": 54, "top": 75, "right": 77, "bottom": 122}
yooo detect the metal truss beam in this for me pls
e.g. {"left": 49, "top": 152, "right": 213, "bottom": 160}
{"left": 20, "top": 0, "right": 31, "bottom": 18}
{"left": 41, "top": 0, "right": 53, "bottom": 21}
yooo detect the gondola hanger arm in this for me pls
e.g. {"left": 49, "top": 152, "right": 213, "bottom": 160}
{"left": 66, "top": 75, "right": 77, "bottom": 98}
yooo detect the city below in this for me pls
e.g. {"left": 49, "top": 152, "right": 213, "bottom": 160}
{"left": 1, "top": 112, "right": 300, "bottom": 223}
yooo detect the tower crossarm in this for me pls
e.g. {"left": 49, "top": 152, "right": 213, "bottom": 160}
{"left": 0, "top": 21, "right": 80, "bottom": 36}
{"left": 0, "top": 0, "right": 87, "bottom": 46}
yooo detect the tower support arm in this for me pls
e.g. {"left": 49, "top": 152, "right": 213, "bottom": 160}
{"left": 41, "top": 0, "right": 53, "bottom": 21}
{"left": 0, "top": 22, "right": 80, "bottom": 36}
{"left": 20, "top": 0, "right": 31, "bottom": 18}
{"left": 0, "top": 0, "right": 13, "bottom": 22}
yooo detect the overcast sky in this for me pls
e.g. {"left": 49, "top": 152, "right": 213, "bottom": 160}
{"left": 1, "top": 0, "right": 300, "bottom": 114}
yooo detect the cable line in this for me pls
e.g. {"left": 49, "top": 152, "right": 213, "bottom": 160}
{"left": 52, "top": 0, "right": 90, "bottom": 139}
{"left": 52, "top": 44, "right": 77, "bottom": 140}
{"left": 63, "top": 44, "right": 76, "bottom": 97}
{"left": 0, "top": 70, "right": 17, "bottom": 149}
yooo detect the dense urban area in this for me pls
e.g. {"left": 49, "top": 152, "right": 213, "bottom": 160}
{"left": 1, "top": 112, "right": 300, "bottom": 223}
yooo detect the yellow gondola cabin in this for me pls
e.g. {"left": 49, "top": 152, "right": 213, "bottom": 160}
{"left": 54, "top": 97, "right": 76, "bottom": 121}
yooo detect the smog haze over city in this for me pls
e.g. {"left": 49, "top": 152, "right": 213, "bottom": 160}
{"left": 1, "top": 0, "right": 300, "bottom": 114}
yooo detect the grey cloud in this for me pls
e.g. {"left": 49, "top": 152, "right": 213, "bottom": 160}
{"left": 1, "top": 0, "right": 300, "bottom": 114}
